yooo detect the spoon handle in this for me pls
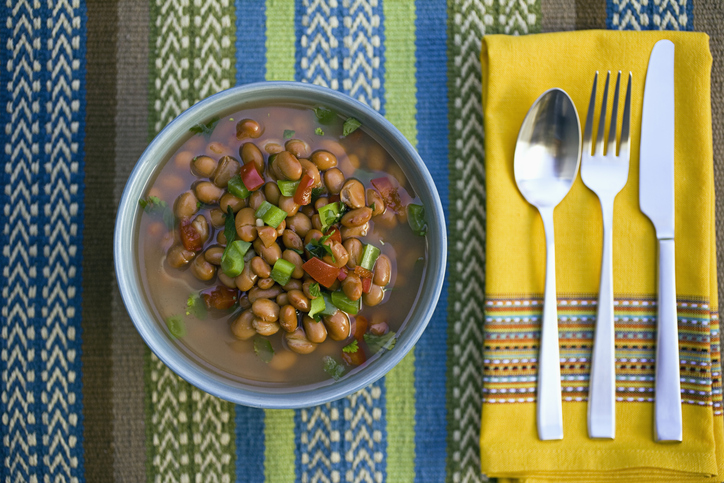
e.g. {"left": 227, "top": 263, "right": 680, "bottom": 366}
{"left": 588, "top": 197, "right": 616, "bottom": 439}
{"left": 537, "top": 206, "right": 563, "bottom": 440}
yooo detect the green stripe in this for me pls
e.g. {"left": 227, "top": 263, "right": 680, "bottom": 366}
{"left": 383, "top": 1, "right": 418, "bottom": 480}
{"left": 265, "top": 0, "right": 296, "bottom": 81}
{"left": 261, "top": 3, "right": 297, "bottom": 477}
{"left": 263, "top": 409, "right": 297, "bottom": 482}
{"left": 146, "top": 1, "right": 237, "bottom": 481}
{"left": 383, "top": 0, "right": 418, "bottom": 145}
{"left": 444, "top": 1, "right": 541, "bottom": 482}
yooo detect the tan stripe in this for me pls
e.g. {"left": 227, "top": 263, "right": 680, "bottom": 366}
{"left": 83, "top": 0, "right": 118, "bottom": 480}
{"left": 112, "top": 1, "right": 150, "bottom": 481}
{"left": 694, "top": 0, "right": 724, "bottom": 305}
{"left": 541, "top": 0, "right": 577, "bottom": 32}
{"left": 575, "top": 0, "right": 606, "bottom": 30}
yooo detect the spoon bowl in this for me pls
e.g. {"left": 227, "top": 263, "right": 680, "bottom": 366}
{"left": 514, "top": 88, "right": 581, "bottom": 441}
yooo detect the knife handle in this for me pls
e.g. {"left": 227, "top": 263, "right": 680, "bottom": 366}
{"left": 588, "top": 199, "right": 616, "bottom": 439}
{"left": 537, "top": 206, "right": 563, "bottom": 441}
{"left": 655, "top": 238, "right": 682, "bottom": 442}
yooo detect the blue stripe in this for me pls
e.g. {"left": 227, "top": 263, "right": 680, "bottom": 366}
{"left": 606, "top": 0, "right": 693, "bottom": 30}
{"left": 235, "top": 0, "right": 267, "bottom": 85}
{"left": 413, "top": 0, "right": 449, "bottom": 480}
{"left": 234, "top": 3, "right": 267, "bottom": 481}
{"left": 1, "top": 1, "right": 86, "bottom": 481}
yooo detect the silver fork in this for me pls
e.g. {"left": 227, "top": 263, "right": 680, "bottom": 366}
{"left": 581, "top": 71, "right": 632, "bottom": 439}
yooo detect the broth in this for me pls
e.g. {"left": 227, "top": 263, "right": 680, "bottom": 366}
{"left": 137, "top": 104, "right": 427, "bottom": 386}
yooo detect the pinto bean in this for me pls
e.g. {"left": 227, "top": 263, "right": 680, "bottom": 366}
{"left": 240, "top": 142, "right": 264, "bottom": 175}
{"left": 311, "top": 150, "right": 337, "bottom": 170}
{"left": 235, "top": 262, "right": 258, "bottom": 291}
{"left": 248, "top": 285, "right": 284, "bottom": 304}
{"left": 252, "top": 298, "right": 280, "bottom": 322}
{"left": 212, "top": 156, "right": 240, "bottom": 188}
{"left": 219, "top": 192, "right": 245, "bottom": 213}
{"left": 248, "top": 189, "right": 266, "bottom": 212}
{"left": 340, "top": 179, "right": 365, "bottom": 209}
{"left": 194, "top": 181, "right": 223, "bottom": 204}
{"left": 343, "top": 238, "right": 363, "bottom": 269}
{"left": 282, "top": 230, "right": 304, "bottom": 252}
{"left": 373, "top": 255, "right": 392, "bottom": 287}
{"left": 257, "top": 226, "right": 278, "bottom": 248}
{"left": 235, "top": 207, "right": 258, "bottom": 242}
{"left": 285, "top": 139, "right": 311, "bottom": 158}
{"left": 191, "top": 155, "right": 218, "bottom": 178}
{"left": 367, "top": 188, "right": 385, "bottom": 216}
{"left": 174, "top": 191, "right": 199, "bottom": 219}
{"left": 322, "top": 240, "right": 349, "bottom": 268}
{"left": 341, "top": 273, "right": 363, "bottom": 301}
{"left": 273, "top": 151, "right": 303, "bottom": 181}
{"left": 279, "top": 305, "right": 298, "bottom": 332}
{"left": 251, "top": 256, "right": 271, "bottom": 278}
{"left": 253, "top": 238, "right": 282, "bottom": 265}
{"left": 167, "top": 244, "right": 195, "bottom": 268}
{"left": 362, "top": 283, "right": 384, "bottom": 306}
{"left": 204, "top": 246, "right": 224, "bottom": 265}
{"left": 230, "top": 310, "right": 256, "bottom": 340}
{"left": 287, "top": 290, "right": 310, "bottom": 312}
{"left": 264, "top": 182, "right": 281, "bottom": 205}
{"left": 218, "top": 271, "right": 237, "bottom": 289}
{"left": 191, "top": 252, "right": 216, "bottom": 281}
{"left": 282, "top": 249, "right": 305, "bottom": 279}
{"left": 299, "top": 158, "right": 321, "bottom": 188}
{"left": 285, "top": 328, "right": 317, "bottom": 354}
{"left": 341, "top": 207, "right": 372, "bottom": 227}
{"left": 278, "top": 195, "right": 300, "bottom": 217}
{"left": 340, "top": 223, "right": 369, "bottom": 241}
{"left": 257, "top": 277, "right": 275, "bottom": 290}
{"left": 236, "top": 118, "right": 263, "bottom": 139}
{"left": 286, "top": 213, "right": 312, "bottom": 237}
{"left": 252, "top": 318, "right": 280, "bottom": 336}
{"left": 303, "top": 316, "right": 327, "bottom": 344}
{"left": 323, "top": 311, "right": 350, "bottom": 341}
{"left": 324, "top": 168, "right": 345, "bottom": 195}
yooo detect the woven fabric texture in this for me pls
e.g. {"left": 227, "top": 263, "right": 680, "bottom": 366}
{"left": 0, "top": 1, "right": 722, "bottom": 482}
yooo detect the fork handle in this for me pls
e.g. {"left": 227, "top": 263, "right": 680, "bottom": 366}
{"left": 537, "top": 206, "right": 563, "bottom": 441}
{"left": 655, "top": 238, "right": 682, "bottom": 442}
{"left": 588, "top": 198, "right": 616, "bottom": 439}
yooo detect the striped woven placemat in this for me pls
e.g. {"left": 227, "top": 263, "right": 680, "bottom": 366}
{"left": 1, "top": 0, "right": 722, "bottom": 481}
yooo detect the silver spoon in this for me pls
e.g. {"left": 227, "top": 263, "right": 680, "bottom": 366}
{"left": 514, "top": 88, "right": 582, "bottom": 440}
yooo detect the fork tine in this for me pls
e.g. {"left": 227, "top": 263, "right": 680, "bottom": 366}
{"left": 583, "top": 72, "right": 598, "bottom": 156}
{"left": 595, "top": 71, "right": 611, "bottom": 156}
{"left": 619, "top": 72, "right": 632, "bottom": 159}
{"left": 607, "top": 72, "right": 621, "bottom": 156}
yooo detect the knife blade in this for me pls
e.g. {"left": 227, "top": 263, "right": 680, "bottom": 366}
{"left": 639, "top": 39, "right": 682, "bottom": 443}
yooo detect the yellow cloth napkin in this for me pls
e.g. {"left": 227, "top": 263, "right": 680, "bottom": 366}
{"left": 480, "top": 31, "right": 720, "bottom": 482}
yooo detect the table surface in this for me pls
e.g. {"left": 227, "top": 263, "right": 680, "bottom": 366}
{"left": 1, "top": 0, "right": 723, "bottom": 482}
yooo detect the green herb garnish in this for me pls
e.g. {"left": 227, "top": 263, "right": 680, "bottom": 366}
{"left": 189, "top": 117, "right": 220, "bottom": 137}
{"left": 139, "top": 196, "right": 174, "bottom": 230}
{"left": 363, "top": 331, "right": 397, "bottom": 354}
{"left": 305, "top": 236, "right": 336, "bottom": 263}
{"left": 407, "top": 204, "right": 427, "bottom": 236}
{"left": 323, "top": 356, "right": 345, "bottom": 380}
{"left": 343, "top": 340, "right": 359, "bottom": 354}
{"left": 283, "top": 129, "right": 295, "bottom": 139}
{"left": 315, "top": 127, "right": 324, "bottom": 136}
{"left": 369, "top": 202, "right": 376, "bottom": 212}
{"left": 314, "top": 106, "right": 336, "bottom": 125}
{"left": 309, "top": 283, "right": 322, "bottom": 299}
{"left": 253, "top": 337, "right": 275, "bottom": 363}
{"left": 223, "top": 206, "right": 236, "bottom": 248}
{"left": 308, "top": 295, "right": 326, "bottom": 320}
{"left": 342, "top": 117, "right": 361, "bottom": 137}
{"left": 311, "top": 187, "right": 325, "bottom": 201}
{"left": 165, "top": 315, "right": 186, "bottom": 338}
{"left": 185, "top": 293, "right": 207, "bottom": 319}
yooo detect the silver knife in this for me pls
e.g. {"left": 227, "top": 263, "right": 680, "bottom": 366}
{"left": 639, "top": 39, "right": 682, "bottom": 443}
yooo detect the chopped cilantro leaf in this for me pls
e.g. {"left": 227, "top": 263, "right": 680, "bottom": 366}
{"left": 342, "top": 117, "right": 361, "bottom": 137}
{"left": 309, "top": 283, "right": 322, "bottom": 299}
{"left": 189, "top": 117, "right": 220, "bottom": 137}
{"left": 315, "top": 127, "right": 324, "bottom": 136}
{"left": 342, "top": 340, "right": 359, "bottom": 354}
{"left": 223, "top": 206, "right": 236, "bottom": 251}
{"left": 185, "top": 293, "right": 207, "bottom": 319}
{"left": 253, "top": 337, "right": 274, "bottom": 363}
{"left": 139, "top": 196, "right": 174, "bottom": 230}
{"left": 313, "top": 106, "right": 336, "bottom": 125}
{"left": 369, "top": 202, "right": 376, "bottom": 212}
{"left": 283, "top": 129, "right": 295, "bottom": 139}
{"left": 305, "top": 237, "right": 335, "bottom": 263}
{"left": 311, "top": 187, "right": 325, "bottom": 201}
{"left": 363, "top": 331, "right": 396, "bottom": 354}
{"left": 165, "top": 315, "right": 186, "bottom": 338}
{"left": 323, "top": 356, "right": 345, "bottom": 381}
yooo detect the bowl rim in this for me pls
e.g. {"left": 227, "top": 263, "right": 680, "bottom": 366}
{"left": 114, "top": 81, "right": 447, "bottom": 408}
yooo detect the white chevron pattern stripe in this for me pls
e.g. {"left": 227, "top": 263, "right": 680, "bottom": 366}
{"left": 610, "top": 0, "right": 690, "bottom": 30}
{"left": 3, "top": 2, "right": 41, "bottom": 481}
{"left": 300, "top": 0, "right": 341, "bottom": 89}
{"left": 149, "top": 0, "right": 235, "bottom": 481}
{"left": 342, "top": 0, "right": 382, "bottom": 110}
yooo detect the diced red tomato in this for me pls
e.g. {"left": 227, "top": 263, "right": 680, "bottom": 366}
{"left": 179, "top": 218, "right": 203, "bottom": 252}
{"left": 325, "top": 226, "right": 342, "bottom": 244}
{"left": 239, "top": 162, "right": 264, "bottom": 191}
{"left": 201, "top": 285, "right": 239, "bottom": 310}
{"left": 352, "top": 315, "right": 368, "bottom": 340}
{"left": 371, "top": 177, "right": 403, "bottom": 214}
{"left": 342, "top": 348, "right": 367, "bottom": 366}
{"left": 338, "top": 266, "right": 349, "bottom": 281}
{"left": 302, "top": 257, "right": 339, "bottom": 288}
{"left": 293, "top": 174, "right": 315, "bottom": 205}
{"left": 354, "top": 265, "right": 373, "bottom": 279}
{"left": 361, "top": 276, "right": 372, "bottom": 294}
